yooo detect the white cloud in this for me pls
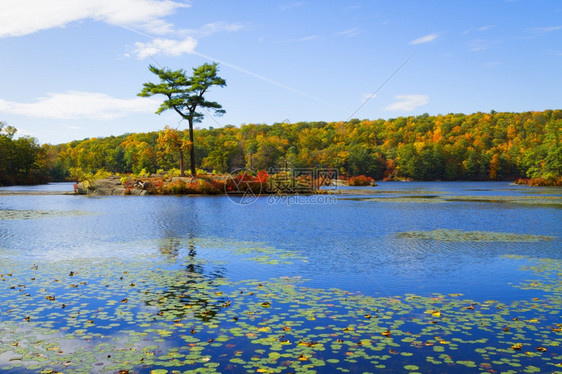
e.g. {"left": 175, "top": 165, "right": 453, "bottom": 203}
{"left": 0, "top": 1, "right": 245, "bottom": 59}
{"left": 384, "top": 94, "right": 429, "bottom": 112}
{"left": 298, "top": 35, "right": 320, "bottom": 42}
{"left": 335, "top": 28, "right": 361, "bottom": 38}
{"left": 0, "top": 91, "right": 160, "bottom": 120}
{"left": 468, "top": 39, "right": 496, "bottom": 52}
{"left": 534, "top": 25, "right": 562, "bottom": 33}
{"left": 478, "top": 25, "right": 494, "bottom": 32}
{"left": 133, "top": 37, "right": 197, "bottom": 59}
{"left": 0, "top": 0, "right": 189, "bottom": 38}
{"left": 273, "top": 34, "right": 320, "bottom": 43}
{"left": 181, "top": 22, "right": 245, "bottom": 38}
{"left": 279, "top": 2, "right": 305, "bottom": 11}
{"left": 409, "top": 33, "right": 439, "bottom": 45}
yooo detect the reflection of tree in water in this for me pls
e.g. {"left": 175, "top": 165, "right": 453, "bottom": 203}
{"left": 147, "top": 237, "right": 228, "bottom": 323}
{"left": 158, "top": 237, "right": 181, "bottom": 259}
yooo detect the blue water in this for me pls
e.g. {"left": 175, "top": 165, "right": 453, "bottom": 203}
{"left": 0, "top": 181, "right": 561, "bottom": 373}
{"left": 1, "top": 182, "right": 559, "bottom": 298}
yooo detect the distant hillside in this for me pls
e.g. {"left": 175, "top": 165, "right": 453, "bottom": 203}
{"left": 4, "top": 110, "right": 560, "bottom": 186}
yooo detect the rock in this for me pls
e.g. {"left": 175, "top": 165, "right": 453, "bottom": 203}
{"left": 75, "top": 177, "right": 124, "bottom": 195}
{"left": 113, "top": 186, "right": 127, "bottom": 195}
{"left": 92, "top": 178, "right": 121, "bottom": 190}
{"left": 129, "top": 188, "right": 143, "bottom": 196}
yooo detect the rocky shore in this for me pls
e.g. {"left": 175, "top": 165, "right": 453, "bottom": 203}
{"left": 74, "top": 176, "right": 148, "bottom": 196}
{"left": 73, "top": 173, "right": 322, "bottom": 196}
{"left": 74, "top": 175, "right": 186, "bottom": 196}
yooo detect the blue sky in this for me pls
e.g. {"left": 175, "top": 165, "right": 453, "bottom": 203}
{"left": 0, "top": 0, "right": 561, "bottom": 144}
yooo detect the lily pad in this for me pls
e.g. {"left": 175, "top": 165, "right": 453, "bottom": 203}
{"left": 396, "top": 229, "right": 555, "bottom": 242}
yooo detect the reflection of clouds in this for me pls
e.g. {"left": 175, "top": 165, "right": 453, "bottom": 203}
{"left": 0, "top": 209, "right": 91, "bottom": 220}
{"left": 0, "top": 320, "right": 172, "bottom": 373}
{"left": 0, "top": 239, "right": 225, "bottom": 372}
{"left": 18, "top": 239, "right": 162, "bottom": 262}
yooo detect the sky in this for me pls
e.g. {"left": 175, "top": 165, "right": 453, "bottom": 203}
{"left": 0, "top": 0, "right": 561, "bottom": 145}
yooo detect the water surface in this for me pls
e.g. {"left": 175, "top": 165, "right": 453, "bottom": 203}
{"left": 1, "top": 182, "right": 560, "bottom": 373}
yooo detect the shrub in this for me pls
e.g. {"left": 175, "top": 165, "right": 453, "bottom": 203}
{"left": 162, "top": 179, "right": 189, "bottom": 195}
{"left": 161, "top": 177, "right": 226, "bottom": 195}
{"left": 256, "top": 170, "right": 269, "bottom": 184}
{"left": 528, "top": 177, "right": 562, "bottom": 187}
{"left": 347, "top": 175, "right": 375, "bottom": 186}
{"left": 165, "top": 168, "right": 181, "bottom": 178}
{"left": 137, "top": 168, "right": 150, "bottom": 177}
{"left": 197, "top": 179, "right": 223, "bottom": 194}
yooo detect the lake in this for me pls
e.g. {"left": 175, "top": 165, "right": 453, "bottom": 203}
{"left": 1, "top": 181, "right": 561, "bottom": 373}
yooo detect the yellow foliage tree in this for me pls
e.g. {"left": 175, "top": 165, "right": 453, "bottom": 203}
{"left": 156, "top": 126, "right": 192, "bottom": 177}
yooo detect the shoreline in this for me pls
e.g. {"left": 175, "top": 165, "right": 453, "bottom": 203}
{"left": 0, "top": 190, "right": 75, "bottom": 196}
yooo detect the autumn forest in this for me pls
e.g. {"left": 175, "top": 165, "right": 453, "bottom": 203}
{"left": 1, "top": 109, "right": 561, "bottom": 186}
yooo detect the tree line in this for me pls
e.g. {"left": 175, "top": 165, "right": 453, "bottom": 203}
{"left": 0, "top": 122, "right": 50, "bottom": 185}
{"left": 17, "top": 109, "right": 555, "bottom": 185}
{"left": 1, "top": 110, "right": 560, "bottom": 186}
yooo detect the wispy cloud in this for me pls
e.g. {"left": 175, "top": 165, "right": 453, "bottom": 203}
{"left": 467, "top": 39, "right": 500, "bottom": 52}
{"left": 533, "top": 25, "right": 562, "bottom": 33}
{"left": 132, "top": 37, "right": 197, "bottom": 59}
{"left": 384, "top": 94, "right": 429, "bottom": 112}
{"left": 181, "top": 21, "right": 245, "bottom": 38}
{"left": 335, "top": 28, "right": 361, "bottom": 38}
{"left": 0, "top": 1, "right": 246, "bottom": 60}
{"left": 299, "top": 35, "right": 320, "bottom": 42}
{"left": 0, "top": 0, "right": 189, "bottom": 38}
{"left": 279, "top": 2, "right": 305, "bottom": 11}
{"left": 0, "top": 91, "right": 160, "bottom": 120}
{"left": 478, "top": 25, "right": 494, "bottom": 32}
{"left": 274, "top": 35, "right": 320, "bottom": 43}
{"left": 409, "top": 33, "right": 439, "bottom": 45}
{"left": 464, "top": 25, "right": 494, "bottom": 35}
{"left": 125, "top": 20, "right": 245, "bottom": 59}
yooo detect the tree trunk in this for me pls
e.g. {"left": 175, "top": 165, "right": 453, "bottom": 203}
{"left": 188, "top": 120, "right": 196, "bottom": 177}
{"left": 179, "top": 149, "right": 185, "bottom": 177}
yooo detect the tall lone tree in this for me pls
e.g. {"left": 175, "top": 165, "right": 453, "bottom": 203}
{"left": 139, "top": 63, "right": 226, "bottom": 176}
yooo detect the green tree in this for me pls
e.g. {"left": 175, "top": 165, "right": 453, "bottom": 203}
{"left": 0, "top": 122, "right": 47, "bottom": 185}
{"left": 139, "top": 63, "right": 226, "bottom": 176}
